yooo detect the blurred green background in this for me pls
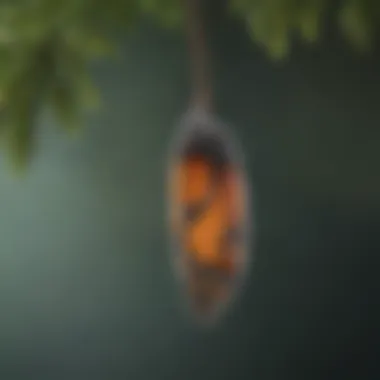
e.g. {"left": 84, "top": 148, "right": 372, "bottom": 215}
{"left": 0, "top": 9, "right": 379, "bottom": 380}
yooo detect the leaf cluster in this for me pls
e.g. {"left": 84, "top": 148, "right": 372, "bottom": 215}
{"left": 0, "top": 0, "right": 378, "bottom": 171}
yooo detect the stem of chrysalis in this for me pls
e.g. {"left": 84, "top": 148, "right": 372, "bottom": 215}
{"left": 183, "top": 0, "right": 213, "bottom": 113}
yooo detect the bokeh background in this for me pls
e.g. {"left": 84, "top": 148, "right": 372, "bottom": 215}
{"left": 0, "top": 8, "right": 379, "bottom": 380}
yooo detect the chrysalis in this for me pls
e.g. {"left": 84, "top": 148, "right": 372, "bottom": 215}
{"left": 166, "top": 0, "right": 252, "bottom": 326}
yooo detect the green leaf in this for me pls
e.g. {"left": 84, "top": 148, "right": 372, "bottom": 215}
{"left": 339, "top": 0, "right": 373, "bottom": 51}
{"left": 78, "top": 74, "right": 101, "bottom": 110}
{"left": 297, "top": 0, "right": 326, "bottom": 43}
{"left": 50, "top": 81, "right": 81, "bottom": 135}
{"left": 6, "top": 112, "right": 35, "bottom": 172}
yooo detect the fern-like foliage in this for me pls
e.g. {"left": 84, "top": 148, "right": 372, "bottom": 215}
{"left": 0, "top": 0, "right": 378, "bottom": 170}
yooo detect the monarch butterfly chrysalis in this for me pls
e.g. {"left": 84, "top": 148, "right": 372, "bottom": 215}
{"left": 167, "top": 109, "right": 251, "bottom": 325}
{"left": 166, "top": 0, "right": 252, "bottom": 326}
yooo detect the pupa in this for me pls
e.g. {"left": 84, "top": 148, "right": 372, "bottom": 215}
{"left": 166, "top": 0, "right": 252, "bottom": 325}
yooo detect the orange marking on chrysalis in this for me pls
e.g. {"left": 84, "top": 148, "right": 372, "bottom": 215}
{"left": 172, "top": 154, "right": 243, "bottom": 275}
{"left": 181, "top": 156, "right": 212, "bottom": 203}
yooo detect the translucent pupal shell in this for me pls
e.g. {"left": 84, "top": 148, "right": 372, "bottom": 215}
{"left": 166, "top": 109, "right": 252, "bottom": 325}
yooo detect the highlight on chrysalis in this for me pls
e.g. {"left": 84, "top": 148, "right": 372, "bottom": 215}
{"left": 166, "top": 109, "right": 251, "bottom": 326}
